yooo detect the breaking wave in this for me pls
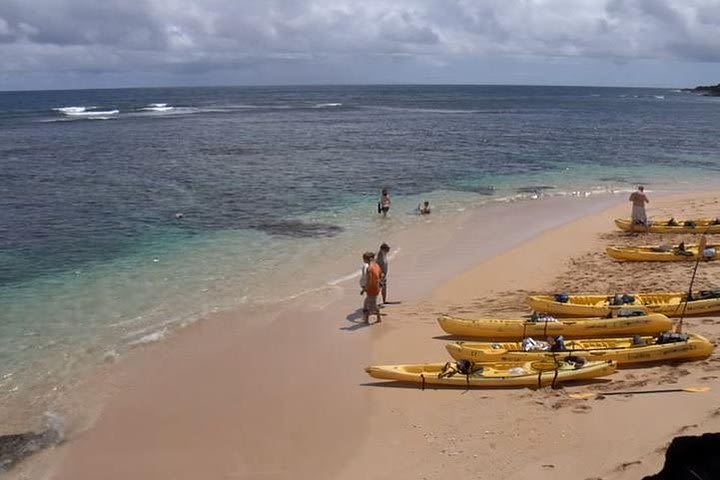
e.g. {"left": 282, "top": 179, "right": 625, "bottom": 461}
{"left": 53, "top": 106, "right": 119, "bottom": 116}
{"left": 142, "top": 103, "right": 174, "bottom": 112}
{"left": 313, "top": 103, "right": 342, "bottom": 108}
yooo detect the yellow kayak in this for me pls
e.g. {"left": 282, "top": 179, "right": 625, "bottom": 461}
{"left": 528, "top": 292, "right": 720, "bottom": 318}
{"left": 607, "top": 244, "right": 719, "bottom": 262}
{"left": 615, "top": 218, "right": 720, "bottom": 234}
{"left": 365, "top": 359, "right": 616, "bottom": 388}
{"left": 446, "top": 333, "right": 714, "bottom": 366}
{"left": 437, "top": 313, "right": 672, "bottom": 339}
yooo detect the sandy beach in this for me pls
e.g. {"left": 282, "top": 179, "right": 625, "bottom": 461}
{"left": 7, "top": 189, "right": 720, "bottom": 480}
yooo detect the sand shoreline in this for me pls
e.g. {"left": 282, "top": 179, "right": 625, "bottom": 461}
{"left": 350, "top": 190, "right": 720, "bottom": 480}
{"left": 6, "top": 189, "right": 720, "bottom": 479}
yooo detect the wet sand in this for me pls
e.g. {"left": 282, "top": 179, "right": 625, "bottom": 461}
{"left": 7, "top": 190, "right": 720, "bottom": 480}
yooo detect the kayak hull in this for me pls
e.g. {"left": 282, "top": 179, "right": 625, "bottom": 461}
{"left": 437, "top": 314, "right": 672, "bottom": 339}
{"left": 528, "top": 293, "right": 720, "bottom": 318}
{"left": 606, "top": 244, "right": 719, "bottom": 262}
{"left": 365, "top": 360, "right": 616, "bottom": 388}
{"left": 615, "top": 218, "right": 720, "bottom": 234}
{"left": 446, "top": 334, "right": 714, "bottom": 365}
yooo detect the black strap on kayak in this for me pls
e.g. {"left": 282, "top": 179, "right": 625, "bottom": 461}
{"left": 420, "top": 373, "right": 425, "bottom": 391}
{"left": 551, "top": 351, "right": 560, "bottom": 389}
{"left": 543, "top": 318, "right": 549, "bottom": 338}
{"left": 439, "top": 362, "right": 455, "bottom": 379}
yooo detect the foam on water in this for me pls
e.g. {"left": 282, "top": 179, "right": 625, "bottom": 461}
{"left": 142, "top": 104, "right": 174, "bottom": 112}
{"left": 54, "top": 106, "right": 119, "bottom": 116}
{"left": 313, "top": 102, "right": 342, "bottom": 108}
{"left": 326, "top": 247, "right": 401, "bottom": 286}
{"left": 53, "top": 106, "right": 95, "bottom": 114}
{"left": 128, "top": 329, "right": 167, "bottom": 347}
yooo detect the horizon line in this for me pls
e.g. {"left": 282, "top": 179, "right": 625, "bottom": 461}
{"left": 0, "top": 81, "right": 697, "bottom": 94}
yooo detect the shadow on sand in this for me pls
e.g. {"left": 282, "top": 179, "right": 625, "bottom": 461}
{"left": 341, "top": 308, "right": 378, "bottom": 331}
{"left": 360, "top": 377, "right": 612, "bottom": 390}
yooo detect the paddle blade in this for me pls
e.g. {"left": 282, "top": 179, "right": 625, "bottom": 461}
{"left": 568, "top": 385, "right": 709, "bottom": 399}
{"left": 568, "top": 392, "right": 595, "bottom": 399}
{"left": 684, "top": 386, "right": 710, "bottom": 393}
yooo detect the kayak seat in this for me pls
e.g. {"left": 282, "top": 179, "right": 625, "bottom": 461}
{"left": 692, "top": 289, "right": 720, "bottom": 300}
{"left": 656, "top": 332, "right": 689, "bottom": 344}
{"left": 554, "top": 293, "right": 569, "bottom": 303}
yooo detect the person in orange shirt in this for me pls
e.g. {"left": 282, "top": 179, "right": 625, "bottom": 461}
{"left": 360, "top": 252, "right": 382, "bottom": 324}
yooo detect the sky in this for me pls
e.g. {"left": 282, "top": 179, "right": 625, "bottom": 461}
{"left": 1, "top": 0, "right": 720, "bottom": 90}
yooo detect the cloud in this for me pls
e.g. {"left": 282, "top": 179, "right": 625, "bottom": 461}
{"left": 1, "top": 0, "right": 720, "bottom": 85}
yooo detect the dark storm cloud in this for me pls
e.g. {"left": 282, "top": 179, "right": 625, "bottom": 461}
{"left": 1, "top": 0, "right": 720, "bottom": 82}
{"left": 0, "top": 0, "right": 165, "bottom": 48}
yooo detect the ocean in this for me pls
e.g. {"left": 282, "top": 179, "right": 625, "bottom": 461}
{"left": 1, "top": 84, "right": 720, "bottom": 425}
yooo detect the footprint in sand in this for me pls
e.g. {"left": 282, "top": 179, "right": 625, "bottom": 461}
{"left": 675, "top": 424, "right": 698, "bottom": 435}
{"left": 552, "top": 399, "right": 577, "bottom": 410}
{"left": 572, "top": 404, "right": 592, "bottom": 414}
{"left": 616, "top": 460, "right": 642, "bottom": 471}
{"left": 627, "top": 379, "right": 650, "bottom": 389}
{"left": 654, "top": 443, "right": 670, "bottom": 454}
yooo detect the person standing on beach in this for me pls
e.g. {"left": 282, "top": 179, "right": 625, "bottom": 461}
{"left": 375, "top": 243, "right": 390, "bottom": 304}
{"left": 629, "top": 186, "right": 649, "bottom": 231}
{"left": 378, "top": 189, "right": 391, "bottom": 217}
{"left": 359, "top": 252, "right": 382, "bottom": 323}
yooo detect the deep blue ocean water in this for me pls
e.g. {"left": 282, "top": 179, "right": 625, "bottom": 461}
{"left": 2, "top": 85, "right": 719, "bottom": 285}
{"left": 1, "top": 84, "right": 720, "bottom": 418}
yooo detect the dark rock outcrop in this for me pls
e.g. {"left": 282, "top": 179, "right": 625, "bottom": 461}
{"left": 643, "top": 432, "right": 720, "bottom": 479}
{"left": 0, "top": 428, "right": 62, "bottom": 472}
{"left": 254, "top": 219, "right": 343, "bottom": 238}
{"left": 683, "top": 83, "right": 720, "bottom": 96}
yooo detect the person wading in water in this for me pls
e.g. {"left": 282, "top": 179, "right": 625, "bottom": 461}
{"left": 378, "top": 189, "right": 391, "bottom": 217}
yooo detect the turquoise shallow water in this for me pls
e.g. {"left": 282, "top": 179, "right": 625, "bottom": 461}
{"left": 1, "top": 85, "right": 720, "bottom": 423}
